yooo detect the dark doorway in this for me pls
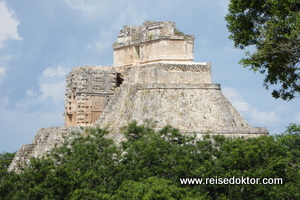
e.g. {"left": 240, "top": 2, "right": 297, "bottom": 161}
{"left": 116, "top": 73, "right": 124, "bottom": 87}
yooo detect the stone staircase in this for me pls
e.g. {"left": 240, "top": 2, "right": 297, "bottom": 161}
{"left": 9, "top": 126, "right": 81, "bottom": 173}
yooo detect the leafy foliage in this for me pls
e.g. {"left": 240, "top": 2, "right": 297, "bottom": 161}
{"left": 1, "top": 122, "right": 300, "bottom": 199}
{"left": 0, "top": 152, "right": 15, "bottom": 176}
{"left": 225, "top": 0, "right": 300, "bottom": 100}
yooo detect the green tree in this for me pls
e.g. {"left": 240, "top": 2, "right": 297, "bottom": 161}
{"left": 112, "top": 177, "right": 204, "bottom": 200}
{"left": 0, "top": 152, "right": 15, "bottom": 176}
{"left": 0, "top": 152, "right": 19, "bottom": 200}
{"left": 0, "top": 127, "right": 121, "bottom": 200}
{"left": 210, "top": 135, "right": 300, "bottom": 200}
{"left": 1, "top": 123, "right": 299, "bottom": 199}
{"left": 225, "top": 0, "right": 300, "bottom": 100}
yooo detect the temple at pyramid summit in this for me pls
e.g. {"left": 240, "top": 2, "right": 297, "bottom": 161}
{"left": 9, "top": 21, "right": 268, "bottom": 171}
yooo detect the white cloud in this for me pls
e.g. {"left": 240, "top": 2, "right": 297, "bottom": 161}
{"left": 0, "top": 1, "right": 21, "bottom": 48}
{"left": 222, "top": 87, "right": 250, "bottom": 112}
{"left": 63, "top": 0, "right": 120, "bottom": 20}
{"left": 63, "top": 0, "right": 96, "bottom": 15}
{"left": 86, "top": 40, "right": 110, "bottom": 51}
{"left": 8, "top": 66, "right": 67, "bottom": 152}
{"left": 63, "top": 0, "right": 146, "bottom": 54}
{"left": 223, "top": 87, "right": 281, "bottom": 126}
{"left": 39, "top": 66, "right": 67, "bottom": 103}
{"left": 18, "top": 66, "right": 67, "bottom": 109}
{"left": 249, "top": 108, "right": 281, "bottom": 126}
{"left": 42, "top": 66, "right": 66, "bottom": 78}
{"left": 0, "top": 66, "right": 6, "bottom": 82}
{"left": 64, "top": 0, "right": 147, "bottom": 54}
{"left": 39, "top": 81, "right": 66, "bottom": 103}
{"left": 222, "top": 87, "right": 240, "bottom": 101}
{"left": 222, "top": 87, "right": 251, "bottom": 112}
{"left": 63, "top": 0, "right": 146, "bottom": 26}
{"left": 26, "top": 89, "right": 37, "bottom": 97}
{"left": 111, "top": 2, "right": 146, "bottom": 29}
{"left": 85, "top": 29, "right": 114, "bottom": 51}
{"left": 233, "top": 100, "right": 251, "bottom": 112}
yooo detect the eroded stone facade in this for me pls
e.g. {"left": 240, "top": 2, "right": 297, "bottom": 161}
{"left": 64, "top": 66, "right": 117, "bottom": 126}
{"left": 10, "top": 21, "right": 268, "bottom": 172}
{"left": 113, "top": 21, "right": 194, "bottom": 67}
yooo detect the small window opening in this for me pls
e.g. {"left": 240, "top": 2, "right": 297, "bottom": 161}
{"left": 116, "top": 73, "right": 124, "bottom": 87}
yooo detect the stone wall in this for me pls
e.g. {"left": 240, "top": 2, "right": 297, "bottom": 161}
{"left": 116, "top": 62, "right": 212, "bottom": 85}
{"left": 116, "top": 21, "right": 176, "bottom": 44}
{"left": 98, "top": 62, "right": 268, "bottom": 137}
{"left": 113, "top": 21, "right": 194, "bottom": 67}
{"left": 64, "top": 66, "right": 117, "bottom": 126}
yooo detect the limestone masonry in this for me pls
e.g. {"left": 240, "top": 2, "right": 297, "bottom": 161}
{"left": 9, "top": 21, "right": 268, "bottom": 171}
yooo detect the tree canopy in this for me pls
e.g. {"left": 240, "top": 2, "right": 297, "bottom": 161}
{"left": 1, "top": 122, "right": 300, "bottom": 199}
{"left": 225, "top": 0, "right": 300, "bottom": 100}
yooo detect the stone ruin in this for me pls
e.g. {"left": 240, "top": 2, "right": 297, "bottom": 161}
{"left": 9, "top": 21, "right": 268, "bottom": 172}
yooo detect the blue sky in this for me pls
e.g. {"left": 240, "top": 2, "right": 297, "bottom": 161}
{"left": 0, "top": 0, "right": 299, "bottom": 153}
